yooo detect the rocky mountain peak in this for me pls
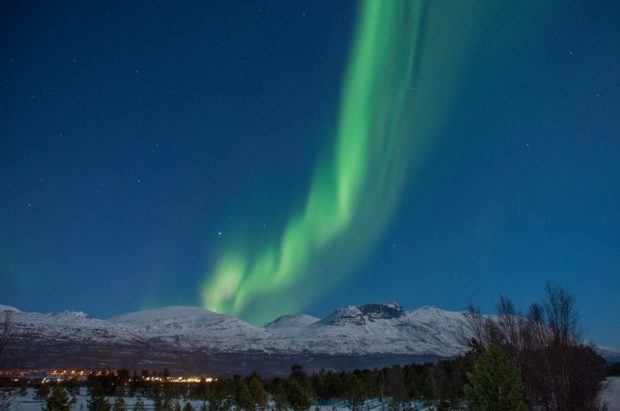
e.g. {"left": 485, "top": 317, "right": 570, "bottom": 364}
{"left": 359, "top": 302, "right": 405, "bottom": 320}
{"left": 321, "top": 301, "right": 406, "bottom": 326}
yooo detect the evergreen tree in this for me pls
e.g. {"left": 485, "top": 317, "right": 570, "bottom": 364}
{"left": 287, "top": 365, "right": 313, "bottom": 410}
{"left": 271, "top": 381, "right": 288, "bottom": 411}
{"left": 113, "top": 386, "right": 126, "bottom": 399}
{"left": 232, "top": 376, "right": 253, "bottom": 410}
{"left": 45, "top": 383, "right": 72, "bottom": 411}
{"left": 209, "top": 378, "right": 228, "bottom": 410}
{"left": 152, "top": 392, "right": 163, "bottom": 411}
{"left": 182, "top": 402, "right": 195, "bottom": 411}
{"left": 285, "top": 380, "right": 311, "bottom": 411}
{"left": 18, "top": 385, "right": 28, "bottom": 396}
{"left": 36, "top": 383, "right": 50, "bottom": 402}
{"left": 161, "top": 397, "right": 173, "bottom": 411}
{"left": 248, "top": 374, "right": 268, "bottom": 409}
{"left": 173, "top": 400, "right": 182, "bottom": 411}
{"left": 193, "top": 378, "right": 211, "bottom": 405}
{"left": 132, "top": 397, "right": 146, "bottom": 411}
{"left": 342, "top": 374, "right": 364, "bottom": 410}
{"left": 112, "top": 396, "right": 126, "bottom": 411}
{"left": 88, "top": 382, "right": 111, "bottom": 411}
{"left": 464, "top": 345, "right": 528, "bottom": 411}
{"left": 66, "top": 377, "right": 80, "bottom": 399}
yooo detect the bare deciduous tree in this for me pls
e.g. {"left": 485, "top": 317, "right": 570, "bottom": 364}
{"left": 0, "top": 310, "right": 12, "bottom": 364}
{"left": 543, "top": 283, "right": 580, "bottom": 346}
{"left": 0, "top": 309, "right": 13, "bottom": 410}
{"left": 463, "top": 283, "right": 607, "bottom": 411}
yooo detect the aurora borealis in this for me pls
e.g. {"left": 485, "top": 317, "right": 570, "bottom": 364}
{"left": 202, "top": 0, "right": 491, "bottom": 322}
{"left": 1, "top": 0, "right": 619, "bottom": 346}
{"left": 202, "top": 1, "right": 425, "bottom": 322}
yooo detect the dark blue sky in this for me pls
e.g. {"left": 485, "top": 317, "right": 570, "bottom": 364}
{"left": 1, "top": 1, "right": 619, "bottom": 346}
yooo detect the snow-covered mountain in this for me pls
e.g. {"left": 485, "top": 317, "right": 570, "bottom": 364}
{"left": 2, "top": 302, "right": 617, "bottom": 375}
{"left": 2, "top": 302, "right": 470, "bottom": 356}
{"left": 109, "top": 306, "right": 269, "bottom": 350}
{"left": 258, "top": 303, "right": 470, "bottom": 356}
{"left": 265, "top": 314, "right": 320, "bottom": 330}
{"left": 5, "top": 308, "right": 143, "bottom": 346}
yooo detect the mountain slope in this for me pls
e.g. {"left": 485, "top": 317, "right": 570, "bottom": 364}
{"left": 105, "top": 302, "right": 472, "bottom": 355}
{"left": 3, "top": 302, "right": 618, "bottom": 374}
{"left": 265, "top": 314, "right": 320, "bottom": 330}
{"left": 6, "top": 309, "right": 143, "bottom": 346}
{"left": 3, "top": 302, "right": 472, "bottom": 356}
{"left": 109, "top": 306, "right": 269, "bottom": 350}
{"left": 263, "top": 303, "right": 470, "bottom": 356}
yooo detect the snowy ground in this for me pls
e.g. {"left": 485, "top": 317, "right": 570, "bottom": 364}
{"left": 3, "top": 389, "right": 425, "bottom": 411}
{"left": 602, "top": 377, "right": 620, "bottom": 411}
{"left": 4, "top": 378, "right": 619, "bottom": 410}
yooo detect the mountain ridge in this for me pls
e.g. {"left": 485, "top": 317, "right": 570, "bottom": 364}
{"left": 2, "top": 302, "right": 471, "bottom": 356}
{"left": 2, "top": 302, "right": 618, "bottom": 375}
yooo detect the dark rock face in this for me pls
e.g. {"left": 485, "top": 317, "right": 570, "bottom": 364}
{"left": 359, "top": 302, "right": 405, "bottom": 320}
{"left": 321, "top": 302, "right": 406, "bottom": 326}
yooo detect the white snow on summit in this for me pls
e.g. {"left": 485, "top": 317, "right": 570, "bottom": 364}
{"left": 109, "top": 306, "right": 269, "bottom": 350}
{"left": 7, "top": 309, "right": 142, "bottom": 345}
{"left": 4, "top": 302, "right": 475, "bottom": 356}
{"left": 262, "top": 303, "right": 471, "bottom": 356}
{"left": 265, "top": 314, "right": 320, "bottom": 330}
{"left": 0, "top": 304, "right": 20, "bottom": 313}
{"left": 4, "top": 301, "right": 619, "bottom": 364}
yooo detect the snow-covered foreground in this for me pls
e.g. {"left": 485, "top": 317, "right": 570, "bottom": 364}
{"left": 6, "top": 389, "right": 429, "bottom": 411}
{"left": 5, "top": 379, "right": 619, "bottom": 410}
{"left": 8, "top": 390, "right": 204, "bottom": 411}
{"left": 602, "top": 377, "right": 620, "bottom": 411}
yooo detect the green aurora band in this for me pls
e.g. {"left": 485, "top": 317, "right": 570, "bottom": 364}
{"left": 201, "top": 0, "right": 545, "bottom": 323}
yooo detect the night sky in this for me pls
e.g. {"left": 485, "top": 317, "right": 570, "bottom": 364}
{"left": 1, "top": 1, "right": 619, "bottom": 346}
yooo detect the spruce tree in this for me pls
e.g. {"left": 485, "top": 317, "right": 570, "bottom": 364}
{"left": 112, "top": 396, "right": 126, "bottom": 411}
{"left": 45, "top": 383, "right": 72, "bottom": 411}
{"left": 271, "top": 382, "right": 288, "bottom": 411}
{"left": 66, "top": 377, "right": 80, "bottom": 399}
{"left": 182, "top": 402, "right": 195, "bottom": 411}
{"left": 152, "top": 393, "right": 162, "bottom": 411}
{"left": 248, "top": 375, "right": 268, "bottom": 409}
{"left": 36, "top": 383, "right": 50, "bottom": 402}
{"left": 464, "top": 345, "right": 528, "bottom": 411}
{"left": 343, "top": 374, "right": 364, "bottom": 410}
{"left": 285, "top": 380, "right": 311, "bottom": 411}
{"left": 132, "top": 397, "right": 146, "bottom": 411}
{"left": 88, "top": 382, "right": 111, "bottom": 411}
{"left": 18, "top": 385, "right": 28, "bottom": 396}
{"left": 194, "top": 378, "right": 211, "bottom": 405}
{"left": 232, "top": 376, "right": 253, "bottom": 410}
